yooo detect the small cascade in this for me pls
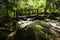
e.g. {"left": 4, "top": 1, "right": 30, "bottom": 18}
{"left": 18, "top": 18, "right": 35, "bottom": 28}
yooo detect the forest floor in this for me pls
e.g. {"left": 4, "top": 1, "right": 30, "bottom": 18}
{"left": 0, "top": 14, "right": 60, "bottom": 40}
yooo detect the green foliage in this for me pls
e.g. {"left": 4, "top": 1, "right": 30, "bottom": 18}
{"left": 0, "top": 0, "right": 60, "bottom": 17}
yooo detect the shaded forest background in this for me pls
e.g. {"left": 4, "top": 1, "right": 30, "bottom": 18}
{"left": 0, "top": 0, "right": 60, "bottom": 18}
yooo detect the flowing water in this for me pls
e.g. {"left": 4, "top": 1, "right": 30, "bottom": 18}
{"left": 18, "top": 18, "right": 60, "bottom": 40}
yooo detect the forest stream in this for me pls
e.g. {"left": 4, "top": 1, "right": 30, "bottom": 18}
{"left": 18, "top": 18, "right": 60, "bottom": 40}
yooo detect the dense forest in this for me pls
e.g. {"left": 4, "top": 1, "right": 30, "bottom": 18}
{"left": 0, "top": 0, "right": 60, "bottom": 40}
